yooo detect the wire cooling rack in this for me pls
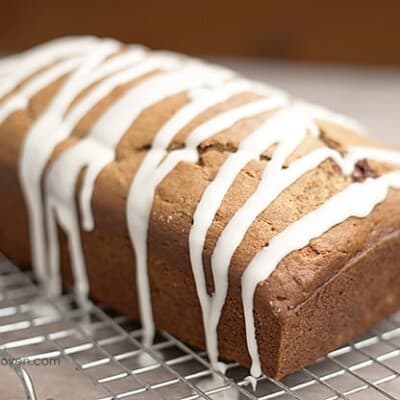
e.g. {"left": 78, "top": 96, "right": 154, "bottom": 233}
{"left": 1, "top": 255, "right": 400, "bottom": 400}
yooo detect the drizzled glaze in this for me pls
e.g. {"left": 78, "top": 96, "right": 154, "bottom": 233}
{"left": 190, "top": 107, "right": 320, "bottom": 367}
{"left": 45, "top": 60, "right": 233, "bottom": 306}
{"left": 242, "top": 171, "right": 400, "bottom": 376}
{"left": 128, "top": 95, "right": 288, "bottom": 345}
{"left": 1, "top": 37, "right": 400, "bottom": 378}
{"left": 19, "top": 39, "right": 121, "bottom": 285}
{"left": 0, "top": 36, "right": 102, "bottom": 100}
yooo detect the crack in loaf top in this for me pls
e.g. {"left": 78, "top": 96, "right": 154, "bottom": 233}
{"left": 1, "top": 36, "right": 400, "bottom": 378}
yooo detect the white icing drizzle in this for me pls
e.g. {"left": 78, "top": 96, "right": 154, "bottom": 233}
{"left": 243, "top": 171, "right": 400, "bottom": 377}
{"left": 127, "top": 88, "right": 288, "bottom": 346}
{"left": 19, "top": 40, "right": 121, "bottom": 285}
{"left": 192, "top": 108, "right": 397, "bottom": 376}
{"left": 43, "top": 54, "right": 182, "bottom": 299}
{"left": 189, "top": 108, "right": 317, "bottom": 367}
{"left": 344, "top": 146, "right": 400, "bottom": 174}
{"left": 0, "top": 57, "right": 83, "bottom": 125}
{"left": 189, "top": 105, "right": 400, "bottom": 375}
{"left": 3, "top": 37, "right": 399, "bottom": 380}
{"left": 44, "top": 61, "right": 234, "bottom": 304}
{"left": 44, "top": 52, "right": 182, "bottom": 246}
{"left": 244, "top": 375, "right": 258, "bottom": 392}
{"left": 79, "top": 61, "right": 232, "bottom": 231}
{"left": 0, "top": 37, "right": 104, "bottom": 100}
{"left": 295, "top": 101, "right": 367, "bottom": 134}
{"left": 2, "top": 45, "right": 147, "bottom": 127}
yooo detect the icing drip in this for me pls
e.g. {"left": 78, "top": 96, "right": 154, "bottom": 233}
{"left": 197, "top": 108, "right": 398, "bottom": 376}
{"left": 14, "top": 45, "right": 147, "bottom": 292}
{"left": 127, "top": 88, "right": 288, "bottom": 345}
{"left": 242, "top": 171, "right": 400, "bottom": 377}
{"left": 189, "top": 105, "right": 400, "bottom": 374}
{"left": 4, "top": 37, "right": 399, "bottom": 379}
{"left": 44, "top": 61, "right": 234, "bottom": 304}
{"left": 189, "top": 108, "right": 318, "bottom": 367}
{"left": 244, "top": 375, "right": 258, "bottom": 392}
{"left": 79, "top": 61, "right": 232, "bottom": 231}
{"left": 19, "top": 40, "right": 121, "bottom": 285}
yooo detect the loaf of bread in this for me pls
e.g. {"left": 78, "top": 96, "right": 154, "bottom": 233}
{"left": 1, "top": 36, "right": 400, "bottom": 379}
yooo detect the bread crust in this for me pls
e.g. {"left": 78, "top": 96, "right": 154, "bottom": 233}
{"left": 1, "top": 47, "right": 400, "bottom": 378}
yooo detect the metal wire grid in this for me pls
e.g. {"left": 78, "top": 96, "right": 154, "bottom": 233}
{"left": 1, "top": 256, "right": 400, "bottom": 400}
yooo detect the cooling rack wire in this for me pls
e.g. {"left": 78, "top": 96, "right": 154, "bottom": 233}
{"left": 1, "top": 255, "right": 400, "bottom": 400}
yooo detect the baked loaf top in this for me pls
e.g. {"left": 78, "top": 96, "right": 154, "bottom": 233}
{"left": 1, "top": 36, "right": 400, "bottom": 377}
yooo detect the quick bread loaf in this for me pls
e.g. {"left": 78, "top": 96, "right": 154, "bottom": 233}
{"left": 1, "top": 36, "right": 400, "bottom": 379}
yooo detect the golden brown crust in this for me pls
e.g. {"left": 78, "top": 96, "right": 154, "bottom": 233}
{"left": 1, "top": 49, "right": 400, "bottom": 378}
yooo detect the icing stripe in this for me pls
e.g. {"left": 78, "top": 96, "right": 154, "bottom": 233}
{"left": 189, "top": 108, "right": 313, "bottom": 366}
{"left": 189, "top": 105, "right": 387, "bottom": 372}
{"left": 152, "top": 80, "right": 257, "bottom": 149}
{"left": 85, "top": 46, "right": 148, "bottom": 78}
{"left": 19, "top": 40, "right": 120, "bottom": 285}
{"left": 127, "top": 96, "right": 288, "bottom": 346}
{"left": 63, "top": 54, "right": 178, "bottom": 151}
{"left": 0, "top": 47, "right": 148, "bottom": 127}
{"left": 0, "top": 37, "right": 106, "bottom": 100}
{"left": 243, "top": 171, "right": 400, "bottom": 377}
{"left": 79, "top": 61, "right": 232, "bottom": 230}
{"left": 0, "top": 57, "right": 83, "bottom": 125}
{"left": 295, "top": 102, "right": 367, "bottom": 134}
{"left": 44, "top": 62, "right": 233, "bottom": 303}
{"left": 43, "top": 57, "right": 185, "bottom": 297}
{"left": 344, "top": 146, "right": 400, "bottom": 174}
{"left": 210, "top": 110, "right": 317, "bottom": 293}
